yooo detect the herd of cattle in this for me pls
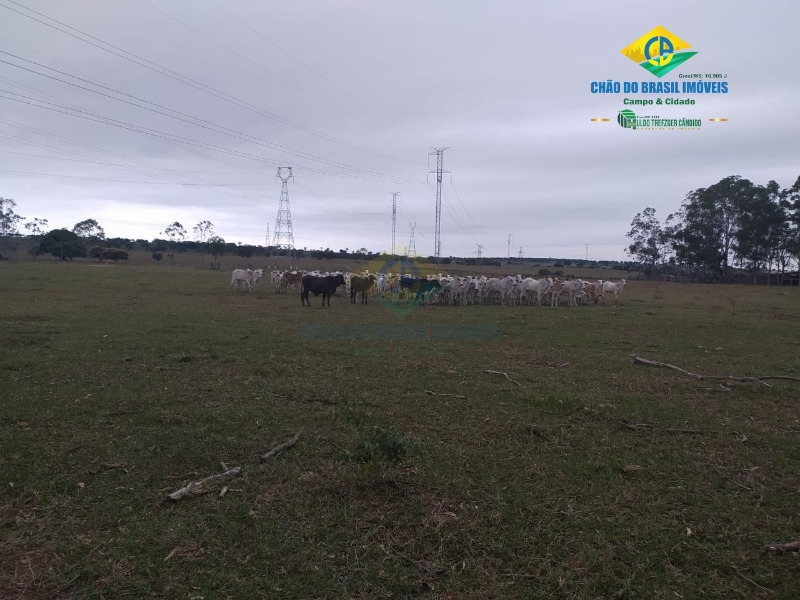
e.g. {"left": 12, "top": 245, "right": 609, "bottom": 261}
{"left": 230, "top": 267, "right": 627, "bottom": 307}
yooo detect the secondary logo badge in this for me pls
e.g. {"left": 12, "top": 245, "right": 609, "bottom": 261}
{"left": 621, "top": 26, "right": 697, "bottom": 78}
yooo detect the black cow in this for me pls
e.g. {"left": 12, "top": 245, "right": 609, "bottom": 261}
{"left": 413, "top": 279, "right": 442, "bottom": 304}
{"left": 301, "top": 274, "right": 346, "bottom": 307}
{"left": 398, "top": 277, "right": 442, "bottom": 305}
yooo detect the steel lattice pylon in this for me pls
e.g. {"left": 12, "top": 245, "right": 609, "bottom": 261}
{"left": 428, "top": 147, "right": 448, "bottom": 259}
{"left": 272, "top": 167, "right": 296, "bottom": 268}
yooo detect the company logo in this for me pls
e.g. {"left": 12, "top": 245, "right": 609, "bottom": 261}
{"left": 616, "top": 110, "right": 702, "bottom": 131}
{"left": 617, "top": 109, "right": 637, "bottom": 129}
{"left": 361, "top": 253, "right": 443, "bottom": 318}
{"left": 621, "top": 26, "right": 697, "bottom": 78}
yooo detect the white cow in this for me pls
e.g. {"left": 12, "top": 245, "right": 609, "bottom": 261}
{"left": 601, "top": 279, "right": 627, "bottom": 304}
{"left": 518, "top": 278, "right": 540, "bottom": 305}
{"left": 561, "top": 279, "right": 587, "bottom": 307}
{"left": 249, "top": 268, "right": 264, "bottom": 289}
{"left": 230, "top": 268, "right": 258, "bottom": 292}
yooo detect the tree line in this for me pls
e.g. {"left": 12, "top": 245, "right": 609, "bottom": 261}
{"left": 0, "top": 204, "right": 378, "bottom": 265}
{"left": 626, "top": 175, "right": 800, "bottom": 283}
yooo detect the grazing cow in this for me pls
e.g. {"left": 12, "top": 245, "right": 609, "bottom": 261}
{"left": 349, "top": 274, "right": 377, "bottom": 305}
{"left": 582, "top": 282, "right": 599, "bottom": 305}
{"left": 301, "top": 274, "right": 346, "bottom": 307}
{"left": 398, "top": 276, "right": 419, "bottom": 303}
{"left": 230, "top": 268, "right": 258, "bottom": 292}
{"left": 249, "top": 268, "right": 264, "bottom": 289}
{"left": 549, "top": 278, "right": 565, "bottom": 306}
{"left": 561, "top": 279, "right": 587, "bottom": 307}
{"left": 281, "top": 270, "right": 304, "bottom": 293}
{"left": 602, "top": 279, "right": 627, "bottom": 304}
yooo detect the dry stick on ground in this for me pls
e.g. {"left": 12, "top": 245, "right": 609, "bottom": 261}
{"left": 624, "top": 423, "right": 718, "bottom": 434}
{"left": 261, "top": 430, "right": 302, "bottom": 462}
{"left": 167, "top": 466, "right": 242, "bottom": 501}
{"left": 731, "top": 565, "right": 774, "bottom": 595}
{"left": 630, "top": 355, "right": 800, "bottom": 387}
{"left": 484, "top": 370, "right": 522, "bottom": 387}
{"left": 764, "top": 541, "right": 800, "bottom": 553}
{"left": 425, "top": 390, "right": 467, "bottom": 399}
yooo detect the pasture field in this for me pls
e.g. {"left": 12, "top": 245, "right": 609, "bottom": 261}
{"left": 2, "top": 260, "right": 799, "bottom": 599}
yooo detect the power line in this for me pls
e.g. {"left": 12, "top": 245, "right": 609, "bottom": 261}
{"left": 0, "top": 0, "right": 417, "bottom": 165}
{"left": 0, "top": 54, "right": 413, "bottom": 181}
{"left": 139, "top": 0, "right": 366, "bottom": 122}
{"left": 205, "top": 0, "right": 415, "bottom": 142}
{"left": 0, "top": 90, "right": 418, "bottom": 183}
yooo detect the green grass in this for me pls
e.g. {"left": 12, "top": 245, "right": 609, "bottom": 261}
{"left": 2, "top": 260, "right": 799, "bottom": 598}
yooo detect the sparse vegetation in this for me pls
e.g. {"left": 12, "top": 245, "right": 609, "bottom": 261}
{"left": 1, "top": 260, "right": 799, "bottom": 598}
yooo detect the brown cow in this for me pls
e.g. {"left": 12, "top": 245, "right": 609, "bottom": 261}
{"left": 349, "top": 274, "right": 376, "bottom": 305}
{"left": 280, "top": 270, "right": 304, "bottom": 293}
{"left": 583, "top": 282, "right": 599, "bottom": 305}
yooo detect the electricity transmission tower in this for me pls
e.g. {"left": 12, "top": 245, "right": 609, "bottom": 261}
{"left": 518, "top": 247, "right": 524, "bottom": 259}
{"left": 428, "top": 147, "right": 449, "bottom": 259}
{"left": 272, "top": 167, "right": 296, "bottom": 268}
{"left": 507, "top": 233, "right": 512, "bottom": 258}
{"left": 391, "top": 192, "right": 400, "bottom": 255}
{"left": 407, "top": 222, "right": 417, "bottom": 258}
{"left": 476, "top": 244, "right": 483, "bottom": 259}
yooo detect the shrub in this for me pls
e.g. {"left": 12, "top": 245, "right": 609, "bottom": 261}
{"left": 353, "top": 425, "right": 417, "bottom": 468}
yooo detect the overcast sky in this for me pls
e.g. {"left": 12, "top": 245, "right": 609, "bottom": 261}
{"left": 1, "top": 0, "right": 798, "bottom": 260}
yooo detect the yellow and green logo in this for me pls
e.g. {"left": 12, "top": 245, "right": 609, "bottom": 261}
{"left": 621, "top": 26, "right": 697, "bottom": 78}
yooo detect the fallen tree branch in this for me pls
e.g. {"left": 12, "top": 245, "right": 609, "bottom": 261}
{"left": 485, "top": 370, "right": 522, "bottom": 387}
{"left": 630, "top": 355, "right": 800, "bottom": 387}
{"left": 731, "top": 565, "right": 773, "bottom": 594}
{"left": 167, "top": 466, "right": 242, "bottom": 501}
{"left": 764, "top": 541, "right": 800, "bottom": 553}
{"left": 701, "top": 463, "right": 754, "bottom": 492}
{"left": 425, "top": 390, "right": 466, "bottom": 399}
{"left": 261, "top": 430, "right": 302, "bottom": 462}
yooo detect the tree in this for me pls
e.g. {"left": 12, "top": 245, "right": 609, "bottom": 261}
{"left": 193, "top": 220, "right": 214, "bottom": 266}
{"left": 0, "top": 197, "right": 24, "bottom": 258}
{"left": 90, "top": 246, "right": 129, "bottom": 262}
{"left": 152, "top": 252, "right": 163, "bottom": 263}
{"left": 670, "top": 176, "right": 751, "bottom": 281}
{"left": 236, "top": 245, "right": 254, "bottom": 258}
{"left": 208, "top": 235, "right": 225, "bottom": 269}
{"left": 24, "top": 217, "right": 49, "bottom": 259}
{"left": 162, "top": 222, "right": 186, "bottom": 266}
{"left": 782, "top": 176, "right": 800, "bottom": 271}
{"left": 72, "top": 219, "right": 106, "bottom": 246}
{"left": 24, "top": 217, "right": 49, "bottom": 237}
{"left": 625, "top": 207, "right": 671, "bottom": 278}
{"left": 732, "top": 180, "right": 784, "bottom": 283}
{"left": 36, "top": 229, "right": 87, "bottom": 261}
